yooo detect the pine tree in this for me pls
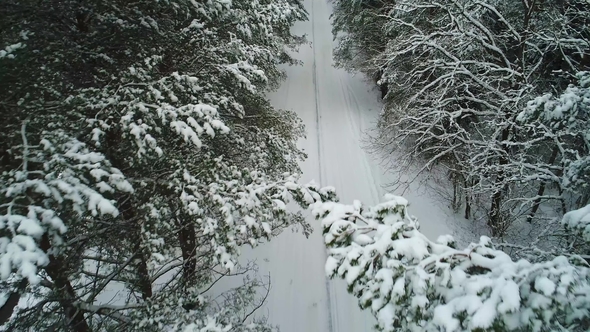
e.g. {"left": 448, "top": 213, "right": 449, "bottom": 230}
{"left": 0, "top": 0, "right": 331, "bottom": 330}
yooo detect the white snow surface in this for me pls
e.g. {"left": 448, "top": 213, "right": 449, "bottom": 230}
{"left": 220, "top": 1, "right": 455, "bottom": 331}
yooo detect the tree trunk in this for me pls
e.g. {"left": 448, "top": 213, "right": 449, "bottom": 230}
{"left": 102, "top": 130, "right": 152, "bottom": 299}
{"left": 178, "top": 218, "right": 197, "bottom": 281}
{"left": 577, "top": 189, "right": 590, "bottom": 209}
{"left": 40, "top": 235, "right": 91, "bottom": 332}
{"left": 463, "top": 177, "right": 473, "bottom": 219}
{"left": 451, "top": 174, "right": 460, "bottom": 212}
{"left": 114, "top": 194, "right": 152, "bottom": 300}
{"left": 527, "top": 147, "right": 559, "bottom": 222}
{"left": 464, "top": 193, "right": 471, "bottom": 219}
{"left": 132, "top": 241, "right": 152, "bottom": 300}
{"left": 452, "top": 180, "right": 457, "bottom": 211}
{"left": 489, "top": 191, "right": 504, "bottom": 236}
{"left": 489, "top": 127, "right": 511, "bottom": 236}
{"left": 0, "top": 279, "right": 27, "bottom": 325}
{"left": 375, "top": 68, "right": 388, "bottom": 99}
{"left": 380, "top": 83, "right": 388, "bottom": 99}
{"left": 559, "top": 186, "right": 568, "bottom": 215}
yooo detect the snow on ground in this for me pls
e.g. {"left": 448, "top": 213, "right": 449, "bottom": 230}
{"left": 223, "top": 1, "right": 457, "bottom": 331}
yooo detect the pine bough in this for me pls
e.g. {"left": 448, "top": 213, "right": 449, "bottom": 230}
{"left": 316, "top": 195, "right": 590, "bottom": 331}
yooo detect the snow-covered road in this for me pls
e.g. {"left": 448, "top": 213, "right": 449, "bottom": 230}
{"left": 230, "top": 1, "right": 452, "bottom": 331}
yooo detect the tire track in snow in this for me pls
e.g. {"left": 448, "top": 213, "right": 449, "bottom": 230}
{"left": 310, "top": 1, "right": 336, "bottom": 332}
{"left": 337, "top": 75, "right": 382, "bottom": 204}
{"left": 339, "top": 76, "right": 361, "bottom": 140}
{"left": 336, "top": 73, "right": 382, "bottom": 205}
{"left": 344, "top": 81, "right": 382, "bottom": 204}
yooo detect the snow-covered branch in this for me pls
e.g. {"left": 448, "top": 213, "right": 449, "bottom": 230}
{"left": 317, "top": 195, "right": 590, "bottom": 331}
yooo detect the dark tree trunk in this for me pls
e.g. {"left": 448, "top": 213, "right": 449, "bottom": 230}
{"left": 579, "top": 194, "right": 590, "bottom": 209}
{"left": 380, "top": 83, "right": 388, "bottom": 99}
{"left": 178, "top": 218, "right": 197, "bottom": 281}
{"left": 559, "top": 186, "right": 568, "bottom": 215}
{"left": 464, "top": 193, "right": 471, "bottom": 219}
{"left": 375, "top": 68, "right": 388, "bottom": 99}
{"left": 114, "top": 192, "right": 152, "bottom": 300}
{"left": 464, "top": 177, "right": 474, "bottom": 220}
{"left": 0, "top": 279, "right": 27, "bottom": 325}
{"left": 40, "top": 235, "right": 91, "bottom": 332}
{"left": 451, "top": 173, "right": 461, "bottom": 213}
{"left": 489, "top": 126, "right": 511, "bottom": 236}
{"left": 132, "top": 240, "right": 152, "bottom": 300}
{"left": 527, "top": 147, "right": 559, "bottom": 222}
{"left": 115, "top": 196, "right": 152, "bottom": 300}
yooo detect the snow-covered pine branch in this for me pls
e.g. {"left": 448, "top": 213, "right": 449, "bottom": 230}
{"left": 316, "top": 195, "right": 590, "bottom": 331}
{"left": 0, "top": 129, "right": 133, "bottom": 284}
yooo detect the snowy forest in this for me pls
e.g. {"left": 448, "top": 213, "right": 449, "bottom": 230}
{"left": 0, "top": 0, "right": 590, "bottom": 331}
{"left": 327, "top": 0, "right": 590, "bottom": 330}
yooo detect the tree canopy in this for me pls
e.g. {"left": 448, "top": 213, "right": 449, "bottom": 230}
{"left": 0, "top": 0, "right": 328, "bottom": 330}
